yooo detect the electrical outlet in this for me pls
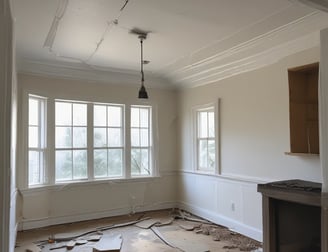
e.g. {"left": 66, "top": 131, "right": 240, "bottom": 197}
{"left": 231, "top": 202, "right": 235, "bottom": 212}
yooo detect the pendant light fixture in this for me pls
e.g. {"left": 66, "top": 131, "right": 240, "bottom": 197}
{"left": 137, "top": 33, "right": 149, "bottom": 99}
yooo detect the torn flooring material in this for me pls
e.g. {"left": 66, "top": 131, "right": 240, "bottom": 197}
{"left": 93, "top": 234, "right": 122, "bottom": 252}
{"left": 15, "top": 209, "right": 262, "bottom": 252}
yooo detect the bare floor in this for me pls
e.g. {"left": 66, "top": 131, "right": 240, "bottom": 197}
{"left": 15, "top": 209, "right": 261, "bottom": 252}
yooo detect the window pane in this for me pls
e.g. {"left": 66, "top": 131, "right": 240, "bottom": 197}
{"left": 199, "top": 112, "right": 208, "bottom": 138}
{"left": 131, "top": 128, "right": 140, "bottom": 146}
{"left": 56, "top": 127, "right": 72, "bottom": 148}
{"left": 131, "top": 148, "right": 141, "bottom": 175}
{"left": 73, "top": 103, "right": 87, "bottom": 126}
{"left": 141, "top": 149, "right": 150, "bottom": 175}
{"left": 108, "top": 106, "right": 121, "bottom": 127}
{"left": 140, "top": 108, "right": 149, "bottom": 128}
{"left": 73, "top": 150, "right": 87, "bottom": 179}
{"left": 29, "top": 151, "right": 40, "bottom": 185}
{"left": 108, "top": 149, "right": 123, "bottom": 176}
{"left": 208, "top": 140, "right": 215, "bottom": 170}
{"left": 94, "top": 128, "right": 107, "bottom": 147}
{"left": 108, "top": 128, "right": 121, "bottom": 147}
{"left": 73, "top": 127, "right": 87, "bottom": 148}
{"left": 94, "top": 105, "right": 107, "bottom": 126}
{"left": 29, "top": 126, "right": 39, "bottom": 148}
{"left": 56, "top": 102, "right": 72, "bottom": 125}
{"left": 29, "top": 99, "right": 38, "bottom": 125}
{"left": 208, "top": 111, "right": 215, "bottom": 138}
{"left": 140, "top": 129, "right": 149, "bottom": 147}
{"left": 198, "top": 140, "right": 208, "bottom": 169}
{"left": 56, "top": 150, "right": 72, "bottom": 181}
{"left": 131, "top": 107, "right": 139, "bottom": 127}
{"left": 131, "top": 148, "right": 150, "bottom": 176}
{"left": 94, "top": 149, "right": 107, "bottom": 177}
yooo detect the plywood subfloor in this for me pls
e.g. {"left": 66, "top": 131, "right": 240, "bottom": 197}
{"left": 15, "top": 210, "right": 261, "bottom": 252}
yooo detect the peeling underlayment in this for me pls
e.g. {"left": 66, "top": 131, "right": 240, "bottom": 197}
{"left": 15, "top": 209, "right": 262, "bottom": 252}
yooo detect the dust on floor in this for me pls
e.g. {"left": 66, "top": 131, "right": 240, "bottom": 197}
{"left": 15, "top": 209, "right": 262, "bottom": 252}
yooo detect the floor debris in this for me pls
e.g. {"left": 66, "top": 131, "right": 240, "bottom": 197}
{"left": 174, "top": 209, "right": 212, "bottom": 225}
{"left": 15, "top": 209, "right": 262, "bottom": 252}
{"left": 135, "top": 218, "right": 160, "bottom": 229}
{"left": 87, "top": 234, "right": 103, "bottom": 242}
{"left": 93, "top": 234, "right": 122, "bottom": 252}
{"left": 66, "top": 240, "right": 76, "bottom": 250}
{"left": 75, "top": 239, "right": 88, "bottom": 245}
{"left": 196, "top": 224, "right": 261, "bottom": 251}
{"left": 150, "top": 226, "right": 184, "bottom": 251}
{"left": 176, "top": 220, "right": 201, "bottom": 231}
{"left": 154, "top": 217, "right": 175, "bottom": 227}
{"left": 14, "top": 243, "right": 41, "bottom": 252}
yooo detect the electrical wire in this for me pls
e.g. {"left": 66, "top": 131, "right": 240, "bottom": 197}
{"left": 45, "top": 0, "right": 131, "bottom": 67}
{"left": 43, "top": 0, "right": 69, "bottom": 49}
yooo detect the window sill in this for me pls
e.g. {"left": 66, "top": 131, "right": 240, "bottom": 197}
{"left": 21, "top": 176, "right": 161, "bottom": 194}
{"left": 284, "top": 152, "right": 319, "bottom": 157}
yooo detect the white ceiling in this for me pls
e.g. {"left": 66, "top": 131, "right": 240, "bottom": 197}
{"left": 12, "top": 0, "right": 328, "bottom": 89}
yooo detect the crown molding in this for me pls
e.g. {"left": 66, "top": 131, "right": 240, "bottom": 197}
{"left": 17, "top": 59, "right": 175, "bottom": 90}
{"left": 292, "top": 0, "right": 328, "bottom": 13}
{"left": 16, "top": 4, "right": 328, "bottom": 91}
{"left": 176, "top": 32, "right": 320, "bottom": 88}
{"left": 160, "top": 6, "right": 328, "bottom": 89}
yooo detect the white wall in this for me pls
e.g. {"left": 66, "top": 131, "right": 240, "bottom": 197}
{"left": 10, "top": 41, "right": 18, "bottom": 252}
{"left": 17, "top": 74, "right": 178, "bottom": 230}
{"left": 177, "top": 46, "right": 321, "bottom": 241}
{"left": 0, "top": 1, "right": 17, "bottom": 252}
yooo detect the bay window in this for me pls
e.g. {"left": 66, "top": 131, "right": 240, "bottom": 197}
{"left": 27, "top": 95, "right": 155, "bottom": 187}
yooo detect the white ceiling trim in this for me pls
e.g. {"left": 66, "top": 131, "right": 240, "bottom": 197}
{"left": 175, "top": 32, "right": 320, "bottom": 88}
{"left": 165, "top": 11, "right": 318, "bottom": 76}
{"left": 16, "top": 3, "right": 328, "bottom": 90}
{"left": 17, "top": 59, "right": 174, "bottom": 90}
{"left": 161, "top": 9, "right": 327, "bottom": 88}
{"left": 292, "top": 0, "right": 328, "bottom": 12}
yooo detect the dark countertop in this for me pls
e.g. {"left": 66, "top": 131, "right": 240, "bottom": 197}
{"left": 258, "top": 179, "right": 321, "bottom": 193}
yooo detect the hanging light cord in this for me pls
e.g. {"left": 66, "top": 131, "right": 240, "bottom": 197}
{"left": 140, "top": 38, "right": 145, "bottom": 87}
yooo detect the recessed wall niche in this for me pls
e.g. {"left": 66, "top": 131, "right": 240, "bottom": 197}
{"left": 288, "top": 62, "right": 319, "bottom": 155}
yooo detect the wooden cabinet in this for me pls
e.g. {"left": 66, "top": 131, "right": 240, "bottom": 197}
{"left": 288, "top": 62, "right": 319, "bottom": 154}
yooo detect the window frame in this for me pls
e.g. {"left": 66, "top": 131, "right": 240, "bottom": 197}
{"left": 192, "top": 100, "right": 220, "bottom": 174}
{"left": 93, "top": 103, "right": 125, "bottom": 179}
{"left": 24, "top": 93, "right": 158, "bottom": 189}
{"left": 27, "top": 95, "right": 47, "bottom": 186}
{"left": 55, "top": 100, "right": 89, "bottom": 182}
{"left": 130, "top": 105, "right": 153, "bottom": 177}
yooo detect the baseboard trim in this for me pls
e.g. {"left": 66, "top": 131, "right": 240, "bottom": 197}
{"left": 19, "top": 202, "right": 178, "bottom": 231}
{"left": 178, "top": 202, "right": 263, "bottom": 242}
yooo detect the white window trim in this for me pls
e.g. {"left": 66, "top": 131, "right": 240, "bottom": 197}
{"left": 27, "top": 94, "right": 48, "bottom": 186}
{"left": 93, "top": 103, "right": 125, "bottom": 180}
{"left": 130, "top": 105, "right": 153, "bottom": 177}
{"left": 22, "top": 92, "right": 159, "bottom": 189}
{"left": 192, "top": 99, "right": 220, "bottom": 175}
{"left": 128, "top": 102, "right": 159, "bottom": 178}
{"left": 54, "top": 100, "right": 89, "bottom": 182}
